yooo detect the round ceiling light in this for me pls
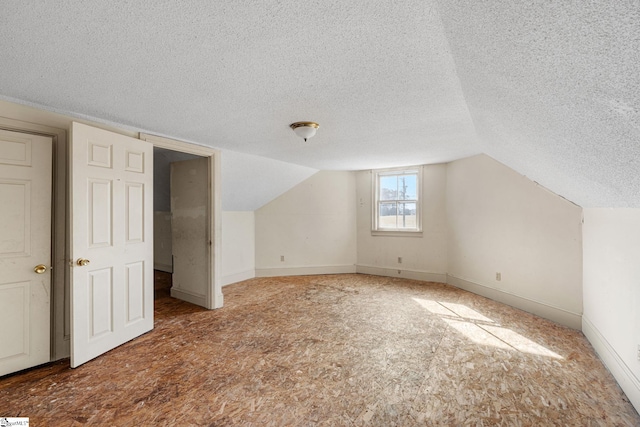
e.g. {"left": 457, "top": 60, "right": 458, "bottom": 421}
{"left": 290, "top": 121, "right": 319, "bottom": 142}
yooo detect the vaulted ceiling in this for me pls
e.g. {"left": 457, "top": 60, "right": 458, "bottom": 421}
{"left": 1, "top": 1, "right": 638, "bottom": 208}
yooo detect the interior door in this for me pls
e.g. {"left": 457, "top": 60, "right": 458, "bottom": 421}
{"left": 70, "top": 122, "right": 153, "bottom": 368}
{"left": 0, "top": 129, "right": 52, "bottom": 376}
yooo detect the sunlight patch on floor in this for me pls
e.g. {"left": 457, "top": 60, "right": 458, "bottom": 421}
{"left": 412, "top": 297, "right": 563, "bottom": 359}
{"left": 438, "top": 301, "right": 495, "bottom": 323}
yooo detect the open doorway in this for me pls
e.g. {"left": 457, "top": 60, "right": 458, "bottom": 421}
{"left": 153, "top": 147, "right": 208, "bottom": 304}
{"left": 140, "top": 133, "right": 223, "bottom": 310}
{"left": 139, "top": 133, "right": 224, "bottom": 309}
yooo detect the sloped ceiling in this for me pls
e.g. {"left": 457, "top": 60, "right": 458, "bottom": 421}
{"left": 436, "top": 1, "right": 640, "bottom": 207}
{"left": 0, "top": 1, "right": 638, "bottom": 208}
{"left": 152, "top": 147, "right": 313, "bottom": 211}
{"left": 220, "top": 150, "right": 317, "bottom": 211}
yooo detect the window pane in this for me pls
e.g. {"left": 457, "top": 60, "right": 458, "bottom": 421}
{"left": 373, "top": 168, "right": 421, "bottom": 233}
{"left": 379, "top": 176, "right": 397, "bottom": 201}
{"left": 398, "top": 174, "right": 417, "bottom": 200}
{"left": 397, "top": 202, "right": 417, "bottom": 229}
{"left": 379, "top": 202, "right": 397, "bottom": 228}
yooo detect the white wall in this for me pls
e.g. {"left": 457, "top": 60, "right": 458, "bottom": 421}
{"left": 582, "top": 208, "right": 640, "bottom": 411}
{"left": 221, "top": 211, "right": 255, "bottom": 285}
{"left": 446, "top": 154, "right": 583, "bottom": 328}
{"left": 355, "top": 164, "right": 448, "bottom": 282}
{"left": 170, "top": 158, "right": 209, "bottom": 307}
{"left": 255, "top": 171, "right": 357, "bottom": 276}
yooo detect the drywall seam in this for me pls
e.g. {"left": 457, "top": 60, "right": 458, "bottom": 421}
{"left": 222, "top": 269, "right": 256, "bottom": 286}
{"left": 582, "top": 316, "right": 640, "bottom": 413}
{"left": 356, "top": 265, "right": 446, "bottom": 284}
{"left": 446, "top": 275, "right": 582, "bottom": 330}
{"left": 255, "top": 265, "right": 356, "bottom": 277}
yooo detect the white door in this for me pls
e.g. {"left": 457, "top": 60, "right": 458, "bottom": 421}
{"left": 170, "top": 158, "right": 208, "bottom": 308}
{"left": 0, "top": 129, "right": 52, "bottom": 376}
{"left": 70, "top": 122, "right": 153, "bottom": 368}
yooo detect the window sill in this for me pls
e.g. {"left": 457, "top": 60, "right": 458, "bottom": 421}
{"left": 371, "top": 230, "right": 423, "bottom": 237}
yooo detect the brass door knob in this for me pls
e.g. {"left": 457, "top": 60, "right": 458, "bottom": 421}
{"left": 34, "top": 264, "right": 47, "bottom": 274}
{"left": 76, "top": 258, "right": 91, "bottom": 267}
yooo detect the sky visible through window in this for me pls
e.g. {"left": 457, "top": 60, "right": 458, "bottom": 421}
{"left": 380, "top": 174, "right": 417, "bottom": 200}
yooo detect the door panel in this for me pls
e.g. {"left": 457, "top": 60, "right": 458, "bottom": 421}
{"left": 0, "top": 179, "right": 30, "bottom": 255}
{"left": 88, "top": 178, "right": 113, "bottom": 247}
{"left": 88, "top": 267, "right": 113, "bottom": 339}
{"left": 0, "top": 129, "right": 52, "bottom": 376}
{"left": 126, "top": 182, "right": 144, "bottom": 243}
{"left": 125, "top": 261, "right": 145, "bottom": 324}
{"left": 0, "top": 282, "right": 29, "bottom": 359}
{"left": 70, "top": 122, "right": 153, "bottom": 368}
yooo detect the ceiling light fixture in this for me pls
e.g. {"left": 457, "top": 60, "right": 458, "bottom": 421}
{"left": 290, "top": 121, "right": 319, "bottom": 142}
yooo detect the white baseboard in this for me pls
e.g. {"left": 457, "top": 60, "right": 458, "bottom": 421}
{"left": 446, "top": 275, "right": 582, "bottom": 329}
{"left": 255, "top": 264, "right": 356, "bottom": 278}
{"left": 154, "top": 263, "right": 172, "bottom": 273}
{"left": 170, "top": 288, "right": 206, "bottom": 308}
{"left": 582, "top": 316, "right": 640, "bottom": 413}
{"left": 222, "top": 269, "right": 256, "bottom": 286}
{"left": 356, "top": 264, "right": 447, "bottom": 284}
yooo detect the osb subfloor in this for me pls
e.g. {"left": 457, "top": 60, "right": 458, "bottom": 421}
{"left": 154, "top": 270, "right": 172, "bottom": 292}
{"left": 2, "top": 274, "right": 638, "bottom": 426}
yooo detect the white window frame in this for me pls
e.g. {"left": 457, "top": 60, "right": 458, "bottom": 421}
{"left": 372, "top": 166, "right": 422, "bottom": 236}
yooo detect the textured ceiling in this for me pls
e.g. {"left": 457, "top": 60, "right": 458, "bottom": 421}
{"left": 0, "top": 1, "right": 638, "bottom": 208}
{"left": 436, "top": 0, "right": 640, "bottom": 207}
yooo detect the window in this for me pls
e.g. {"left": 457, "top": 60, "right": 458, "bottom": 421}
{"left": 373, "top": 167, "right": 422, "bottom": 234}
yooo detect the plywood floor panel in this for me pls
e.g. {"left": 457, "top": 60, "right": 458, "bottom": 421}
{"left": 1, "top": 274, "right": 638, "bottom": 425}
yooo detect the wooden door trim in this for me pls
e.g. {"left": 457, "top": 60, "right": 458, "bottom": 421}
{"left": 139, "top": 133, "right": 222, "bottom": 309}
{"left": 0, "top": 116, "right": 68, "bottom": 361}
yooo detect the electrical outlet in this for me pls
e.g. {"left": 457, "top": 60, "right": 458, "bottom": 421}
{"left": 496, "top": 272, "right": 501, "bottom": 281}
{"left": 398, "top": 257, "right": 402, "bottom": 264}
{"left": 280, "top": 255, "right": 285, "bottom": 262}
